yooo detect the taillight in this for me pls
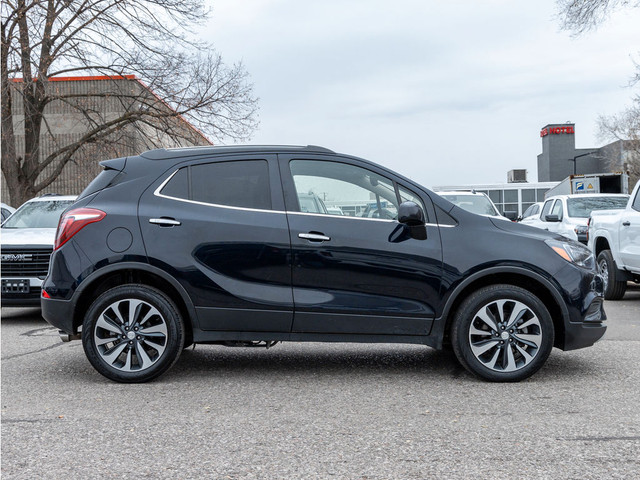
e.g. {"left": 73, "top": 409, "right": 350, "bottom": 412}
{"left": 54, "top": 208, "right": 106, "bottom": 250}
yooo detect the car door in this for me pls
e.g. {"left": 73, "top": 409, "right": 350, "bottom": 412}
{"left": 138, "top": 154, "right": 293, "bottom": 332}
{"left": 279, "top": 155, "right": 442, "bottom": 336}
{"left": 619, "top": 187, "right": 640, "bottom": 270}
{"left": 539, "top": 199, "right": 563, "bottom": 234}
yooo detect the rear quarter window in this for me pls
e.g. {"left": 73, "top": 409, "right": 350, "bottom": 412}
{"left": 77, "top": 169, "right": 122, "bottom": 200}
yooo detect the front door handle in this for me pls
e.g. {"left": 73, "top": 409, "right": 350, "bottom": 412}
{"left": 298, "top": 232, "right": 331, "bottom": 242}
{"left": 149, "top": 217, "right": 181, "bottom": 227}
{"left": 622, "top": 221, "right": 631, "bottom": 227}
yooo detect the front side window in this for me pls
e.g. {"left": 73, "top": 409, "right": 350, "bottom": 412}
{"left": 398, "top": 186, "right": 426, "bottom": 213}
{"left": 551, "top": 200, "right": 563, "bottom": 219}
{"left": 289, "top": 160, "right": 408, "bottom": 220}
{"left": 541, "top": 200, "right": 554, "bottom": 221}
{"left": 633, "top": 189, "right": 640, "bottom": 212}
{"left": 160, "top": 160, "right": 271, "bottom": 210}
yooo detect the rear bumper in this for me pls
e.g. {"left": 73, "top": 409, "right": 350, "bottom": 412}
{"left": 41, "top": 297, "right": 76, "bottom": 334}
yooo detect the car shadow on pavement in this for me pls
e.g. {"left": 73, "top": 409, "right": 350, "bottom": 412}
{"left": 162, "top": 345, "right": 479, "bottom": 382}
{"left": 0, "top": 307, "right": 45, "bottom": 324}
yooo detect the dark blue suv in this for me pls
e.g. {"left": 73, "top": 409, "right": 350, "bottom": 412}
{"left": 42, "top": 146, "right": 606, "bottom": 382}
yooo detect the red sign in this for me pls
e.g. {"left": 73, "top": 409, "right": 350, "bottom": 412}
{"left": 540, "top": 126, "right": 574, "bottom": 137}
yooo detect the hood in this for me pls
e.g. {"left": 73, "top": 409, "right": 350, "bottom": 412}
{"left": 489, "top": 217, "right": 558, "bottom": 242}
{"left": 1, "top": 227, "right": 56, "bottom": 247}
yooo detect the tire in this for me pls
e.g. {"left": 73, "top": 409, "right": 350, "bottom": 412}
{"left": 451, "top": 284, "right": 554, "bottom": 382}
{"left": 596, "top": 250, "right": 627, "bottom": 300}
{"left": 82, "top": 284, "right": 184, "bottom": 383}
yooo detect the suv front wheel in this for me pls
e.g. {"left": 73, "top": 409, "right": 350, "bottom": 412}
{"left": 451, "top": 285, "right": 554, "bottom": 382}
{"left": 82, "top": 284, "right": 184, "bottom": 383}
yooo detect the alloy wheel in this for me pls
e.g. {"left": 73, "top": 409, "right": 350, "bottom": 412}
{"left": 597, "top": 258, "right": 609, "bottom": 291}
{"left": 468, "top": 299, "right": 542, "bottom": 373}
{"left": 94, "top": 299, "right": 168, "bottom": 372}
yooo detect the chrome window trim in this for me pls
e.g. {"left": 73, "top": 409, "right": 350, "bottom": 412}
{"left": 153, "top": 169, "right": 456, "bottom": 226}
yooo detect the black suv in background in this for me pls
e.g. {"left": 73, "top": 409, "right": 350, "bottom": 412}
{"left": 42, "top": 146, "right": 606, "bottom": 383}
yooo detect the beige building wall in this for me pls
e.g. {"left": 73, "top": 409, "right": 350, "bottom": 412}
{"left": 2, "top": 77, "right": 211, "bottom": 205}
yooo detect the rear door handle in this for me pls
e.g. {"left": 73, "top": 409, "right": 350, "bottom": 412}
{"left": 149, "top": 217, "right": 181, "bottom": 227}
{"left": 622, "top": 221, "right": 631, "bottom": 227}
{"left": 298, "top": 232, "right": 331, "bottom": 242}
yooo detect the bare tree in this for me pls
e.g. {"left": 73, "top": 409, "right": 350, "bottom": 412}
{"left": 557, "top": 0, "right": 640, "bottom": 190}
{"left": 597, "top": 99, "right": 640, "bottom": 189}
{"left": 557, "top": 0, "right": 640, "bottom": 35}
{"left": 1, "top": 0, "right": 259, "bottom": 206}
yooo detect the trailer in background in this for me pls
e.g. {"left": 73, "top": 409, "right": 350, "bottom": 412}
{"left": 544, "top": 172, "right": 629, "bottom": 199}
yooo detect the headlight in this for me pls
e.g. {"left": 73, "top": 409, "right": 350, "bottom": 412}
{"left": 545, "top": 238, "right": 595, "bottom": 269}
{"left": 574, "top": 225, "right": 588, "bottom": 235}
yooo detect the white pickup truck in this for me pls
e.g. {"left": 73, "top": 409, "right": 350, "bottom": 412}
{"left": 588, "top": 180, "right": 640, "bottom": 299}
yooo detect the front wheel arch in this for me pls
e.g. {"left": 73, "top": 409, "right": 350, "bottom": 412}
{"left": 440, "top": 269, "right": 567, "bottom": 350}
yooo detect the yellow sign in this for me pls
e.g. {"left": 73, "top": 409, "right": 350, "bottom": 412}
{"left": 587, "top": 183, "right": 594, "bottom": 190}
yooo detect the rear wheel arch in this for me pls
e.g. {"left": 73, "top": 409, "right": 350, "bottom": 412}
{"left": 440, "top": 269, "right": 567, "bottom": 349}
{"left": 72, "top": 263, "right": 195, "bottom": 345}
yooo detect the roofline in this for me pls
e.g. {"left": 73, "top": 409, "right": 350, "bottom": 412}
{"left": 139, "top": 144, "right": 336, "bottom": 160}
{"left": 11, "top": 75, "right": 137, "bottom": 82}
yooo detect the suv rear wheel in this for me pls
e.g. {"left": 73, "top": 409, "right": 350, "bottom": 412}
{"left": 82, "top": 284, "right": 184, "bottom": 383}
{"left": 451, "top": 285, "right": 554, "bottom": 382}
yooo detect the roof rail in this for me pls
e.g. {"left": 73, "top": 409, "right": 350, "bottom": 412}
{"left": 305, "top": 145, "right": 335, "bottom": 153}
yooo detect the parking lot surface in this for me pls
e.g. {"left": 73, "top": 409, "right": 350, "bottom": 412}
{"left": 2, "top": 286, "right": 640, "bottom": 479}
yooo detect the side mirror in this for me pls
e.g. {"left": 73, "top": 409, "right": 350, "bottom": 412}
{"left": 504, "top": 211, "right": 518, "bottom": 221}
{"left": 545, "top": 214, "right": 560, "bottom": 222}
{"left": 398, "top": 201, "right": 425, "bottom": 226}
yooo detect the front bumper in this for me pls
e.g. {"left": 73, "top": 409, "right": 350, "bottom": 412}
{"left": 561, "top": 296, "right": 607, "bottom": 350}
{"left": 556, "top": 268, "right": 607, "bottom": 350}
{"left": 2, "top": 277, "right": 44, "bottom": 306}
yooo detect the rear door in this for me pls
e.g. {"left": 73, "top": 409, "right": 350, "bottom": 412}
{"left": 279, "top": 155, "right": 442, "bottom": 336}
{"left": 138, "top": 154, "right": 293, "bottom": 332}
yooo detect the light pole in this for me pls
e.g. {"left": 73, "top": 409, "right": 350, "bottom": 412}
{"left": 568, "top": 151, "right": 597, "bottom": 175}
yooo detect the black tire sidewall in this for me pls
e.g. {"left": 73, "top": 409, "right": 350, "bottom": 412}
{"left": 452, "top": 284, "right": 554, "bottom": 382}
{"left": 82, "top": 284, "right": 184, "bottom": 383}
{"left": 597, "top": 250, "right": 627, "bottom": 300}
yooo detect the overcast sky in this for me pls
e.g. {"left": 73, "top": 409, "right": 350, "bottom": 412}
{"left": 202, "top": 0, "right": 640, "bottom": 188}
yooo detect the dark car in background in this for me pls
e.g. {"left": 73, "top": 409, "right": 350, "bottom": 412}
{"left": 41, "top": 146, "right": 606, "bottom": 383}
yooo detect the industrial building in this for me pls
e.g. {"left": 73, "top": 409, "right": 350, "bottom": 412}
{"left": 435, "top": 122, "right": 634, "bottom": 217}
{"left": 1, "top": 75, "right": 211, "bottom": 203}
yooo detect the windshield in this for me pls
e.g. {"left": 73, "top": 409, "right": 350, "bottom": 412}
{"left": 2, "top": 200, "right": 74, "bottom": 228}
{"left": 567, "top": 196, "right": 629, "bottom": 218}
{"left": 441, "top": 194, "right": 499, "bottom": 216}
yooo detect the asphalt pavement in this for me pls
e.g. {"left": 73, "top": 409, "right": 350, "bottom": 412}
{"left": 2, "top": 286, "right": 639, "bottom": 479}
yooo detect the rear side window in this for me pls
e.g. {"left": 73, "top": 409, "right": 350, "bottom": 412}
{"left": 77, "top": 169, "right": 122, "bottom": 200}
{"left": 161, "top": 160, "right": 271, "bottom": 210}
